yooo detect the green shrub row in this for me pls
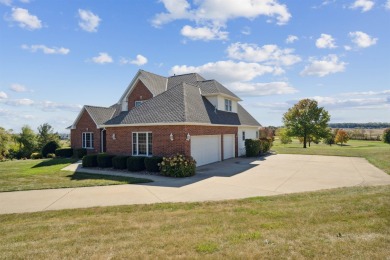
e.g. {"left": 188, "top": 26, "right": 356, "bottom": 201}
{"left": 159, "top": 154, "right": 196, "bottom": 178}
{"left": 55, "top": 148, "right": 73, "bottom": 158}
{"left": 245, "top": 138, "right": 273, "bottom": 157}
{"left": 112, "top": 156, "right": 128, "bottom": 169}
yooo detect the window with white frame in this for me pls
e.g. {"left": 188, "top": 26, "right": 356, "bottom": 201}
{"left": 242, "top": 131, "right": 246, "bottom": 141}
{"left": 225, "top": 99, "right": 232, "bottom": 112}
{"left": 82, "top": 132, "right": 94, "bottom": 149}
{"left": 132, "top": 132, "right": 152, "bottom": 156}
{"left": 135, "top": 101, "right": 143, "bottom": 107}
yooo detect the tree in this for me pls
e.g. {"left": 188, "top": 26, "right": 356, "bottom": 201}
{"left": 0, "top": 127, "right": 12, "bottom": 159}
{"left": 323, "top": 128, "right": 336, "bottom": 146}
{"left": 17, "top": 125, "right": 37, "bottom": 158}
{"left": 282, "top": 99, "right": 330, "bottom": 148}
{"left": 383, "top": 128, "right": 390, "bottom": 144}
{"left": 37, "top": 123, "right": 59, "bottom": 150}
{"left": 335, "top": 129, "right": 350, "bottom": 146}
{"left": 276, "top": 128, "right": 292, "bottom": 144}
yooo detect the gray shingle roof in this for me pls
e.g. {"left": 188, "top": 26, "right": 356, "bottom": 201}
{"left": 237, "top": 104, "right": 262, "bottom": 127}
{"left": 138, "top": 70, "right": 167, "bottom": 96}
{"left": 197, "top": 80, "right": 241, "bottom": 100}
{"left": 84, "top": 105, "right": 117, "bottom": 125}
{"left": 167, "top": 73, "right": 205, "bottom": 89}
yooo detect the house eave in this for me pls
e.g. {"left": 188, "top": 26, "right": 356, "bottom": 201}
{"left": 99, "top": 122, "right": 260, "bottom": 128}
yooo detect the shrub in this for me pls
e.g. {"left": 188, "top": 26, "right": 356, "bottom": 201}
{"left": 383, "top": 128, "right": 390, "bottom": 144}
{"left": 127, "top": 156, "right": 146, "bottom": 172}
{"left": 74, "top": 148, "right": 87, "bottom": 159}
{"left": 112, "top": 156, "right": 129, "bottom": 169}
{"left": 159, "top": 154, "right": 196, "bottom": 178}
{"left": 55, "top": 148, "right": 73, "bottom": 158}
{"left": 41, "top": 141, "right": 60, "bottom": 158}
{"left": 259, "top": 137, "right": 273, "bottom": 154}
{"left": 82, "top": 154, "right": 98, "bottom": 167}
{"left": 144, "top": 156, "right": 163, "bottom": 172}
{"left": 46, "top": 153, "right": 56, "bottom": 158}
{"left": 30, "top": 152, "right": 42, "bottom": 159}
{"left": 97, "top": 153, "right": 115, "bottom": 168}
{"left": 245, "top": 139, "right": 260, "bottom": 157}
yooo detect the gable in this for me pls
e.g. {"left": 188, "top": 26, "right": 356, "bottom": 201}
{"left": 71, "top": 108, "right": 98, "bottom": 130}
{"left": 127, "top": 80, "right": 153, "bottom": 110}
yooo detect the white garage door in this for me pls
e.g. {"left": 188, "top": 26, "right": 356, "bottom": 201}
{"left": 191, "top": 135, "right": 221, "bottom": 166}
{"left": 223, "top": 134, "right": 235, "bottom": 160}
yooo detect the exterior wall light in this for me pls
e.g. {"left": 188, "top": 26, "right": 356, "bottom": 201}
{"left": 170, "top": 133, "right": 174, "bottom": 141}
{"left": 112, "top": 133, "right": 116, "bottom": 140}
{"left": 186, "top": 133, "right": 191, "bottom": 141}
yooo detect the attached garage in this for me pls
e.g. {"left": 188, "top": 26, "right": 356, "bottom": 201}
{"left": 223, "top": 134, "right": 235, "bottom": 160}
{"left": 191, "top": 135, "right": 221, "bottom": 166}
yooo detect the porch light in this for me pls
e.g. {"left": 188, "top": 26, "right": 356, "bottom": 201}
{"left": 186, "top": 133, "right": 191, "bottom": 141}
{"left": 170, "top": 133, "right": 174, "bottom": 141}
{"left": 112, "top": 133, "right": 116, "bottom": 140}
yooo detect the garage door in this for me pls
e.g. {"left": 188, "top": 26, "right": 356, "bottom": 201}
{"left": 191, "top": 135, "right": 221, "bottom": 166}
{"left": 223, "top": 134, "right": 235, "bottom": 160}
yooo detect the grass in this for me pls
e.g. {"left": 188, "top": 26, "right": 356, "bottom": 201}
{"left": 0, "top": 158, "right": 152, "bottom": 192}
{"left": 272, "top": 139, "right": 390, "bottom": 174}
{"left": 0, "top": 185, "right": 389, "bottom": 258}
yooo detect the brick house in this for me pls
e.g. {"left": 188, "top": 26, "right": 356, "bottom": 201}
{"left": 70, "top": 70, "right": 261, "bottom": 166}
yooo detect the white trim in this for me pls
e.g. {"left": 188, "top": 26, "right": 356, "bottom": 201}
{"left": 202, "top": 93, "right": 241, "bottom": 101}
{"left": 71, "top": 106, "right": 99, "bottom": 130}
{"left": 132, "top": 131, "right": 153, "bottom": 156}
{"left": 99, "top": 122, "right": 260, "bottom": 128}
{"left": 82, "top": 132, "right": 94, "bottom": 149}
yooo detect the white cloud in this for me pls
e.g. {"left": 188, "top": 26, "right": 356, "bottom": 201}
{"left": 344, "top": 45, "right": 352, "bottom": 51}
{"left": 181, "top": 25, "right": 228, "bottom": 41}
{"left": 21, "top": 44, "right": 70, "bottom": 55}
{"left": 120, "top": 54, "right": 148, "bottom": 66}
{"left": 227, "top": 42, "right": 301, "bottom": 66}
{"left": 91, "top": 52, "right": 113, "bottom": 64}
{"left": 386, "top": 0, "right": 390, "bottom": 9}
{"left": 349, "top": 0, "right": 374, "bottom": 12}
{"left": 300, "top": 54, "right": 346, "bottom": 77}
{"left": 3, "top": 98, "right": 34, "bottom": 106}
{"left": 0, "top": 0, "right": 12, "bottom": 5}
{"left": 171, "top": 60, "right": 276, "bottom": 83}
{"left": 349, "top": 31, "right": 377, "bottom": 48}
{"left": 312, "top": 96, "right": 388, "bottom": 109}
{"left": 315, "top": 33, "right": 337, "bottom": 49}
{"left": 10, "top": 7, "right": 42, "bottom": 30}
{"left": 241, "top": 26, "right": 251, "bottom": 35}
{"left": 19, "top": 0, "right": 30, "bottom": 3}
{"left": 286, "top": 35, "right": 298, "bottom": 44}
{"left": 78, "top": 9, "right": 101, "bottom": 32}
{"left": 41, "top": 101, "right": 82, "bottom": 112}
{"left": 152, "top": 0, "right": 291, "bottom": 27}
{"left": 10, "top": 83, "right": 27, "bottom": 92}
{"left": 229, "top": 81, "right": 298, "bottom": 96}
{"left": 340, "top": 90, "right": 390, "bottom": 96}
{"left": 0, "top": 91, "right": 8, "bottom": 99}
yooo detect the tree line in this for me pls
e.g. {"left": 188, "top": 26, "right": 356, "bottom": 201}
{"left": 328, "top": 122, "right": 390, "bottom": 129}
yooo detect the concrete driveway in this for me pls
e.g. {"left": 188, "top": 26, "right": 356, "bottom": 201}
{"left": 1, "top": 154, "right": 390, "bottom": 214}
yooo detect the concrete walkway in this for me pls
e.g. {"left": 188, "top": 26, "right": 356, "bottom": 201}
{"left": 1, "top": 154, "right": 390, "bottom": 214}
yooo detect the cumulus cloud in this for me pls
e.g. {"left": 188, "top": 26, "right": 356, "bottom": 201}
{"left": 300, "top": 54, "right": 346, "bottom": 77}
{"left": 241, "top": 26, "right": 251, "bottom": 35}
{"left": 78, "top": 9, "right": 101, "bottom": 32}
{"left": 229, "top": 81, "right": 298, "bottom": 96}
{"left": 120, "top": 54, "right": 148, "bottom": 66}
{"left": 0, "top": 91, "right": 8, "bottom": 99}
{"left": 349, "top": 31, "right": 377, "bottom": 48}
{"left": 41, "top": 101, "right": 82, "bottom": 112}
{"left": 286, "top": 35, "right": 298, "bottom": 44}
{"left": 312, "top": 96, "right": 387, "bottom": 109}
{"left": 0, "top": 0, "right": 12, "bottom": 5}
{"left": 9, "top": 7, "right": 42, "bottom": 30}
{"left": 181, "top": 25, "right": 228, "bottom": 41}
{"left": 10, "top": 83, "right": 27, "bottom": 92}
{"left": 340, "top": 90, "right": 390, "bottom": 96}
{"left": 227, "top": 42, "right": 301, "bottom": 66}
{"left": 315, "top": 33, "right": 337, "bottom": 49}
{"left": 349, "top": 0, "right": 374, "bottom": 12}
{"left": 2, "top": 98, "right": 34, "bottom": 106}
{"left": 21, "top": 44, "right": 70, "bottom": 55}
{"left": 90, "top": 52, "right": 113, "bottom": 64}
{"left": 386, "top": 0, "right": 390, "bottom": 9}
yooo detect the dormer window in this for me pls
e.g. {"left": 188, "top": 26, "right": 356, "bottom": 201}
{"left": 135, "top": 101, "right": 143, "bottom": 107}
{"left": 225, "top": 99, "right": 232, "bottom": 112}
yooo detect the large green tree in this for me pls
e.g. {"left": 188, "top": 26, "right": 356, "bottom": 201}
{"left": 0, "top": 127, "right": 12, "bottom": 159}
{"left": 17, "top": 125, "right": 38, "bottom": 158}
{"left": 283, "top": 99, "right": 330, "bottom": 148}
{"left": 37, "top": 123, "right": 59, "bottom": 150}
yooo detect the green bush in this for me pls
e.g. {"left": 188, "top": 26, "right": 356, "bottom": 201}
{"left": 383, "top": 128, "right": 390, "bottom": 144}
{"left": 42, "top": 141, "right": 60, "bottom": 158}
{"left": 127, "top": 156, "right": 146, "bottom": 172}
{"left": 97, "top": 153, "right": 115, "bottom": 168}
{"left": 46, "top": 153, "right": 56, "bottom": 158}
{"left": 144, "top": 156, "right": 163, "bottom": 172}
{"left": 74, "top": 148, "right": 87, "bottom": 159}
{"left": 82, "top": 154, "right": 98, "bottom": 167}
{"left": 159, "top": 154, "right": 196, "bottom": 177}
{"left": 55, "top": 148, "right": 73, "bottom": 157}
{"left": 259, "top": 137, "right": 273, "bottom": 154}
{"left": 30, "top": 152, "right": 42, "bottom": 159}
{"left": 112, "top": 156, "right": 129, "bottom": 169}
{"left": 245, "top": 139, "right": 260, "bottom": 157}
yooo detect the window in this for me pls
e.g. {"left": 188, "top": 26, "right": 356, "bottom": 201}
{"left": 256, "top": 131, "right": 259, "bottom": 139}
{"left": 242, "top": 131, "right": 245, "bottom": 141}
{"left": 135, "top": 101, "right": 143, "bottom": 107}
{"left": 225, "top": 99, "right": 232, "bottom": 112}
{"left": 82, "top": 132, "right": 94, "bottom": 149}
{"left": 132, "top": 132, "right": 152, "bottom": 156}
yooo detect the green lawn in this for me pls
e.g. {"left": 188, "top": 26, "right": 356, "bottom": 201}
{"left": 0, "top": 185, "right": 389, "bottom": 258}
{"left": 272, "top": 139, "right": 390, "bottom": 174}
{"left": 0, "top": 158, "right": 152, "bottom": 192}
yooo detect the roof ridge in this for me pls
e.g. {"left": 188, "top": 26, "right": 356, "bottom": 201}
{"left": 169, "top": 72, "right": 203, "bottom": 78}
{"left": 85, "top": 105, "right": 114, "bottom": 109}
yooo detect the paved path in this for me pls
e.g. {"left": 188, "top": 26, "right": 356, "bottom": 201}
{"left": 1, "top": 154, "right": 390, "bottom": 214}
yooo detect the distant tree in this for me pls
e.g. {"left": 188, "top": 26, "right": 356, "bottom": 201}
{"left": 0, "top": 127, "right": 12, "bottom": 159}
{"left": 17, "top": 125, "right": 37, "bottom": 158}
{"left": 383, "top": 128, "right": 390, "bottom": 144}
{"left": 335, "top": 129, "right": 350, "bottom": 146}
{"left": 37, "top": 123, "right": 60, "bottom": 150}
{"left": 323, "top": 128, "right": 336, "bottom": 146}
{"left": 283, "top": 99, "right": 330, "bottom": 148}
{"left": 276, "top": 128, "right": 292, "bottom": 144}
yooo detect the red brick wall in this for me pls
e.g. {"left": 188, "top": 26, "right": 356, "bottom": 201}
{"left": 70, "top": 110, "right": 101, "bottom": 154}
{"left": 105, "top": 125, "right": 238, "bottom": 159}
{"left": 127, "top": 80, "right": 153, "bottom": 110}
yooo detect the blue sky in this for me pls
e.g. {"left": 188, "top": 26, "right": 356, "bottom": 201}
{"left": 0, "top": 0, "right": 389, "bottom": 132}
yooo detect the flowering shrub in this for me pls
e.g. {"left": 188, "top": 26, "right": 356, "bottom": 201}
{"left": 159, "top": 154, "right": 196, "bottom": 177}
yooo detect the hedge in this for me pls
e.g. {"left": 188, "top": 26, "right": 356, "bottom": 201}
{"left": 42, "top": 141, "right": 60, "bottom": 158}
{"left": 259, "top": 137, "right": 273, "bottom": 154}
{"left": 127, "top": 156, "right": 146, "bottom": 172}
{"left": 244, "top": 139, "right": 260, "bottom": 157}
{"left": 74, "top": 148, "right": 87, "bottom": 159}
{"left": 97, "top": 154, "right": 115, "bottom": 168}
{"left": 55, "top": 148, "right": 73, "bottom": 158}
{"left": 159, "top": 154, "right": 196, "bottom": 177}
{"left": 82, "top": 154, "right": 98, "bottom": 167}
{"left": 112, "top": 156, "right": 129, "bottom": 169}
{"left": 144, "top": 156, "right": 163, "bottom": 172}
